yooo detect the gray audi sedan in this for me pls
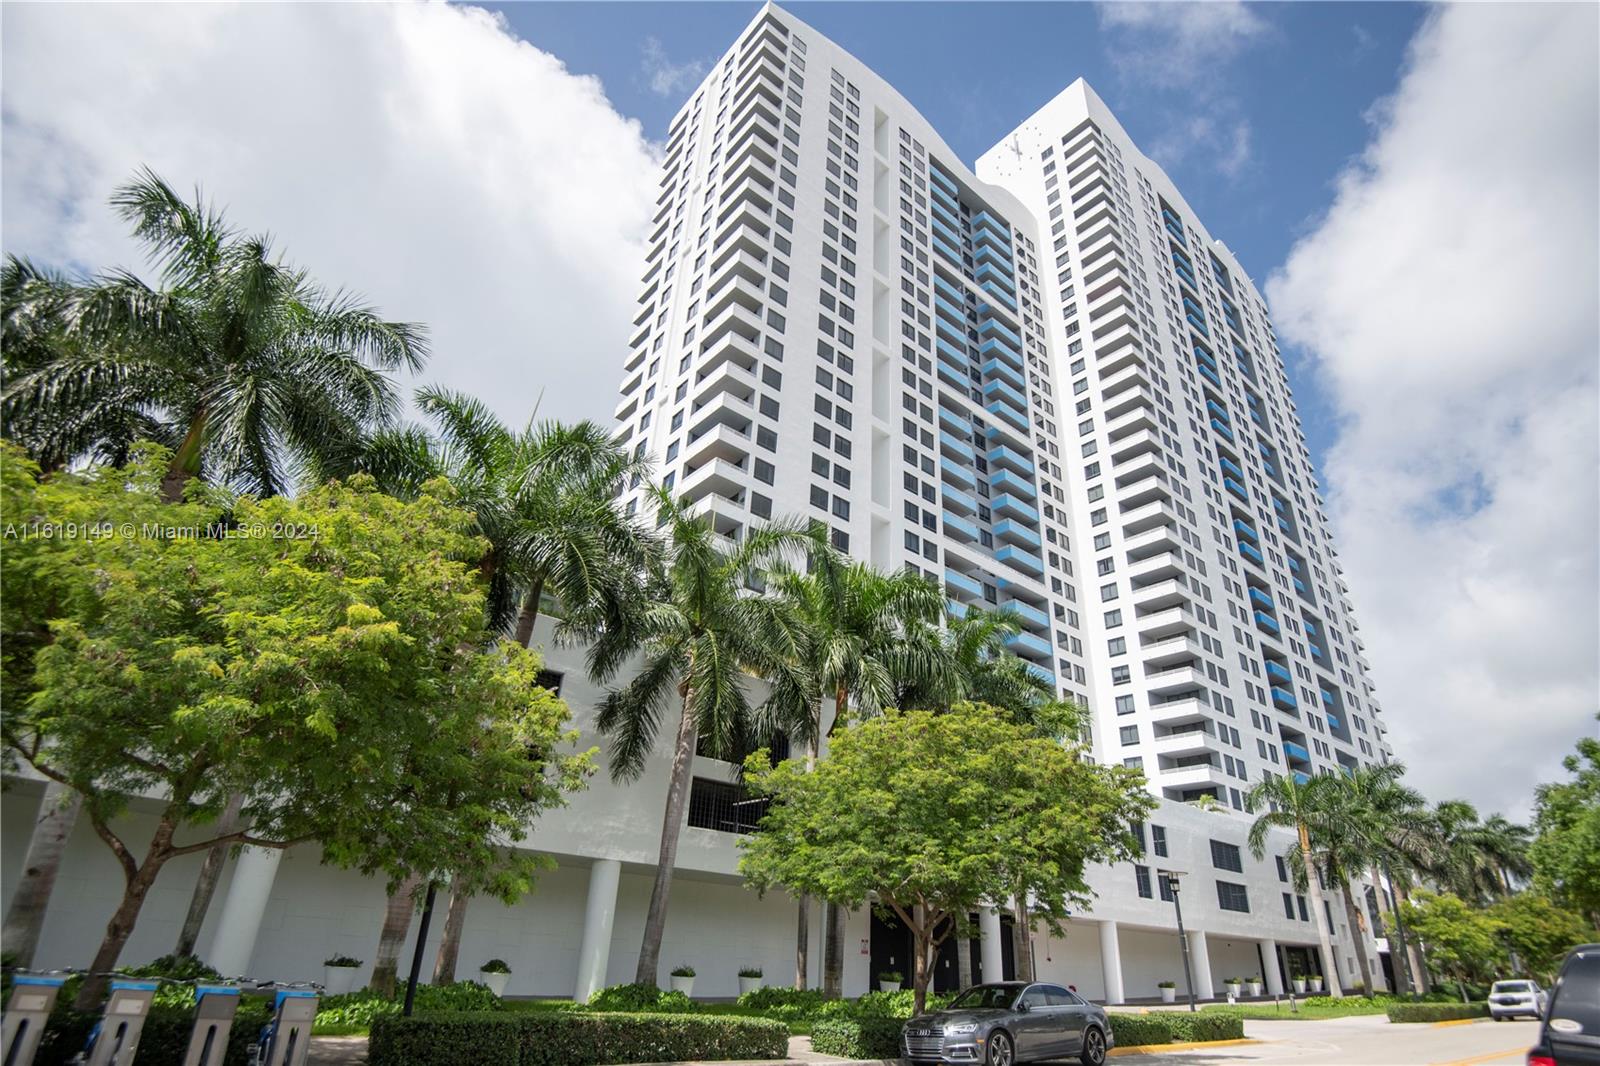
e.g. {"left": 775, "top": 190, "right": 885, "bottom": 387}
{"left": 902, "top": 982, "right": 1114, "bottom": 1066}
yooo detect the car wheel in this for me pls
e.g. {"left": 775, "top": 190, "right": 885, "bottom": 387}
{"left": 987, "top": 1030, "right": 1014, "bottom": 1066}
{"left": 1493, "top": 1014, "right": 1503, "bottom": 1022}
{"left": 1081, "top": 1026, "right": 1107, "bottom": 1066}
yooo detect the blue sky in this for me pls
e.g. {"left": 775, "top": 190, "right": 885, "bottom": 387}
{"left": 492, "top": 0, "right": 1429, "bottom": 470}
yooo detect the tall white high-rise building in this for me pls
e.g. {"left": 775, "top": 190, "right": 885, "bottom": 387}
{"left": 977, "top": 82, "right": 1393, "bottom": 807}
{"left": 0, "top": 2, "right": 1399, "bottom": 1005}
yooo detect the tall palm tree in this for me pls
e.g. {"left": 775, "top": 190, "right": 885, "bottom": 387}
{"left": 2, "top": 169, "right": 427, "bottom": 966}
{"left": 765, "top": 540, "right": 949, "bottom": 994}
{"left": 1427, "top": 801, "right": 1531, "bottom": 903}
{"left": 1340, "top": 763, "right": 1430, "bottom": 996}
{"left": 2, "top": 169, "right": 427, "bottom": 500}
{"left": 588, "top": 487, "right": 810, "bottom": 986}
{"left": 1247, "top": 774, "right": 1344, "bottom": 998}
{"left": 349, "top": 389, "right": 655, "bottom": 979}
{"left": 0, "top": 782, "right": 82, "bottom": 967}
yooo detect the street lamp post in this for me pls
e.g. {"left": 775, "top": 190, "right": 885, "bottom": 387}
{"left": 1163, "top": 872, "right": 1198, "bottom": 1013}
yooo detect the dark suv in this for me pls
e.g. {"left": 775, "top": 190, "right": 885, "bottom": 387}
{"left": 1528, "top": 943, "right": 1600, "bottom": 1066}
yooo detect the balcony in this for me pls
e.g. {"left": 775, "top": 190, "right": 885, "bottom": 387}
{"left": 998, "top": 598, "right": 1049, "bottom": 630}
{"left": 1271, "top": 687, "right": 1298, "bottom": 709}
{"left": 945, "top": 568, "right": 983, "bottom": 599}
{"left": 1254, "top": 610, "right": 1281, "bottom": 635}
{"left": 1233, "top": 519, "right": 1259, "bottom": 543}
{"left": 1283, "top": 741, "right": 1312, "bottom": 764}
{"left": 940, "top": 457, "right": 977, "bottom": 490}
{"left": 1133, "top": 578, "right": 1190, "bottom": 611}
{"left": 687, "top": 390, "right": 755, "bottom": 438}
{"left": 683, "top": 422, "right": 752, "bottom": 468}
{"left": 1004, "top": 630, "right": 1051, "bottom": 659}
{"left": 1292, "top": 771, "right": 1312, "bottom": 786}
{"left": 982, "top": 357, "right": 1026, "bottom": 391}
{"left": 1210, "top": 417, "right": 1235, "bottom": 442}
{"left": 1141, "top": 635, "right": 1203, "bottom": 667}
{"left": 1149, "top": 697, "right": 1209, "bottom": 726}
{"left": 1248, "top": 586, "right": 1275, "bottom": 611}
{"left": 1145, "top": 664, "right": 1206, "bottom": 696}
{"left": 939, "top": 429, "right": 976, "bottom": 462}
{"left": 1224, "top": 477, "right": 1249, "bottom": 502}
{"left": 987, "top": 444, "right": 1034, "bottom": 476}
{"left": 1264, "top": 660, "right": 1293, "bottom": 685}
{"left": 1137, "top": 605, "right": 1198, "bottom": 640}
{"left": 943, "top": 510, "right": 980, "bottom": 543}
{"left": 1118, "top": 474, "right": 1171, "bottom": 508}
{"left": 977, "top": 315, "right": 1022, "bottom": 349}
{"left": 1120, "top": 499, "right": 1176, "bottom": 536}
{"left": 995, "top": 544, "right": 1044, "bottom": 577}
{"left": 989, "top": 493, "right": 1038, "bottom": 523}
{"left": 992, "top": 518, "right": 1041, "bottom": 548}
{"left": 979, "top": 335, "right": 1023, "bottom": 369}
{"left": 942, "top": 484, "right": 978, "bottom": 515}
{"left": 680, "top": 458, "right": 748, "bottom": 505}
{"left": 1160, "top": 763, "right": 1231, "bottom": 792}
{"left": 1238, "top": 540, "right": 1264, "bottom": 567}
{"left": 1128, "top": 551, "right": 1183, "bottom": 583}
{"left": 1155, "top": 728, "right": 1220, "bottom": 758}
{"left": 696, "top": 359, "right": 758, "bottom": 405}
{"left": 985, "top": 398, "right": 1031, "bottom": 434}
{"left": 1124, "top": 525, "right": 1181, "bottom": 559}
{"left": 989, "top": 468, "right": 1037, "bottom": 501}
{"left": 983, "top": 376, "right": 1029, "bottom": 412}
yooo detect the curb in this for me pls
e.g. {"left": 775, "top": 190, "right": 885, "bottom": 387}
{"left": 1109, "top": 1038, "right": 1262, "bottom": 1057}
{"left": 1430, "top": 1017, "right": 1485, "bottom": 1028}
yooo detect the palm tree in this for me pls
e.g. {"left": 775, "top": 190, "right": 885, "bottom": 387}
{"left": 1247, "top": 774, "right": 1344, "bottom": 998}
{"left": 765, "top": 540, "right": 949, "bottom": 993}
{"left": 1428, "top": 801, "right": 1531, "bottom": 903}
{"left": 1340, "top": 763, "right": 1430, "bottom": 996}
{"left": 2, "top": 169, "right": 427, "bottom": 501}
{"left": 2, "top": 169, "right": 426, "bottom": 967}
{"left": 0, "top": 782, "right": 82, "bottom": 967}
{"left": 588, "top": 487, "right": 810, "bottom": 986}
{"left": 350, "top": 389, "right": 654, "bottom": 979}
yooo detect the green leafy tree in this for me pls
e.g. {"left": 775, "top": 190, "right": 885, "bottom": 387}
{"left": 587, "top": 486, "right": 809, "bottom": 987}
{"left": 1489, "top": 892, "right": 1596, "bottom": 982}
{"left": 739, "top": 702, "right": 1153, "bottom": 1015}
{"left": 1397, "top": 891, "right": 1506, "bottom": 999}
{"left": 0, "top": 445, "right": 589, "bottom": 1007}
{"left": 1247, "top": 774, "right": 1344, "bottom": 997}
{"left": 1529, "top": 722, "right": 1600, "bottom": 926}
{"left": 765, "top": 537, "right": 948, "bottom": 995}
{"left": 1, "top": 170, "right": 427, "bottom": 499}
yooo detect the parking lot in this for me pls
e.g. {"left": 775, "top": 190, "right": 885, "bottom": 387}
{"left": 1112, "top": 1014, "right": 1538, "bottom": 1066}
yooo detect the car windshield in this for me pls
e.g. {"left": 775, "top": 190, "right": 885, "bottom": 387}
{"left": 1549, "top": 953, "right": 1600, "bottom": 1043}
{"left": 950, "top": 985, "right": 1021, "bottom": 1010}
{"left": 1494, "top": 981, "right": 1533, "bottom": 993}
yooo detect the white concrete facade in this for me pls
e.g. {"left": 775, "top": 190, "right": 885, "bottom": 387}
{"left": 0, "top": 3, "right": 1393, "bottom": 1003}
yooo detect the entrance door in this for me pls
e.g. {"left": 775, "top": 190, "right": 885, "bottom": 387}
{"left": 870, "top": 910, "right": 912, "bottom": 991}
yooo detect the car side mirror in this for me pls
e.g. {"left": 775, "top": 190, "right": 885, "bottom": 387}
{"left": 1015, "top": 1001, "right": 1030, "bottom": 1013}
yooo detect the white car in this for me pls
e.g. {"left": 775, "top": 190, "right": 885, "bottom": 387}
{"left": 1488, "top": 979, "right": 1547, "bottom": 1020}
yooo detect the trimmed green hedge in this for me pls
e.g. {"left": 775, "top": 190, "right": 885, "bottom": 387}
{"left": 1107, "top": 1013, "right": 1246, "bottom": 1046}
{"left": 369, "top": 1010, "right": 790, "bottom": 1066}
{"left": 1386, "top": 1001, "right": 1488, "bottom": 1023}
{"left": 810, "top": 1015, "right": 905, "bottom": 1059}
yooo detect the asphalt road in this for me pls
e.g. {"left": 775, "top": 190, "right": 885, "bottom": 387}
{"left": 1114, "top": 1014, "right": 1539, "bottom": 1066}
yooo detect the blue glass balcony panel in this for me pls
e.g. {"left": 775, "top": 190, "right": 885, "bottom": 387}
{"left": 1219, "top": 457, "right": 1245, "bottom": 480}
{"left": 940, "top": 430, "right": 975, "bottom": 461}
{"left": 1275, "top": 496, "right": 1290, "bottom": 514}
{"left": 989, "top": 468, "right": 1037, "bottom": 500}
{"left": 1264, "top": 661, "right": 1292, "bottom": 684}
{"left": 999, "top": 597, "right": 1049, "bottom": 629}
{"left": 972, "top": 210, "right": 1010, "bottom": 238}
{"left": 1211, "top": 418, "right": 1235, "bottom": 442}
{"left": 1284, "top": 741, "right": 1311, "bottom": 763}
{"left": 973, "top": 242, "right": 1013, "bottom": 269}
{"left": 987, "top": 445, "right": 1035, "bottom": 475}
{"left": 1197, "top": 363, "right": 1222, "bottom": 389}
{"left": 945, "top": 567, "right": 983, "bottom": 598}
{"left": 979, "top": 282, "right": 1018, "bottom": 311}
{"left": 1206, "top": 400, "right": 1230, "bottom": 421}
{"left": 942, "top": 485, "right": 977, "bottom": 513}
{"left": 982, "top": 357, "right": 1026, "bottom": 391}
{"left": 934, "top": 294, "right": 966, "bottom": 324}
{"left": 977, "top": 316, "right": 1022, "bottom": 348}
{"left": 932, "top": 236, "right": 963, "bottom": 266}
{"left": 1187, "top": 314, "right": 1211, "bottom": 337}
{"left": 938, "top": 405, "right": 968, "bottom": 435}
{"left": 943, "top": 510, "right": 979, "bottom": 541}
{"left": 1249, "top": 587, "right": 1275, "bottom": 609}
{"left": 936, "top": 336, "right": 970, "bottom": 371}
{"left": 1234, "top": 519, "right": 1259, "bottom": 543}
{"left": 1225, "top": 477, "right": 1249, "bottom": 502}
{"left": 1327, "top": 713, "right": 1342, "bottom": 730}
{"left": 1182, "top": 296, "right": 1205, "bottom": 318}
{"left": 1321, "top": 690, "right": 1336, "bottom": 705}
{"left": 933, "top": 272, "right": 964, "bottom": 302}
{"left": 947, "top": 598, "right": 968, "bottom": 619}
{"left": 1271, "top": 686, "right": 1297, "bottom": 708}
{"left": 1255, "top": 611, "right": 1281, "bottom": 633}
{"left": 1277, "top": 516, "right": 1293, "bottom": 534}
{"left": 1293, "top": 578, "right": 1308, "bottom": 594}
{"left": 1292, "top": 771, "right": 1311, "bottom": 786}
{"left": 1309, "top": 643, "right": 1324, "bottom": 660}
{"left": 1004, "top": 629, "right": 1052, "bottom": 657}
{"left": 1239, "top": 544, "right": 1263, "bottom": 569}
{"left": 995, "top": 545, "right": 1045, "bottom": 578}
{"left": 983, "top": 376, "right": 1028, "bottom": 410}
{"left": 1166, "top": 219, "right": 1187, "bottom": 246}
{"left": 930, "top": 195, "right": 961, "bottom": 230}
{"left": 991, "top": 494, "right": 1039, "bottom": 523}
{"left": 931, "top": 216, "right": 963, "bottom": 250}
{"left": 1024, "top": 661, "right": 1057, "bottom": 685}
{"left": 974, "top": 261, "right": 1016, "bottom": 293}
{"left": 929, "top": 166, "right": 957, "bottom": 195}
{"left": 986, "top": 399, "right": 1030, "bottom": 432}
{"left": 940, "top": 457, "right": 976, "bottom": 488}
{"left": 993, "top": 519, "right": 1042, "bottom": 549}
{"left": 972, "top": 226, "right": 1010, "bottom": 252}
{"left": 979, "top": 335, "right": 1023, "bottom": 368}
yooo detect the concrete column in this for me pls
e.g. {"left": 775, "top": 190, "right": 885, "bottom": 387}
{"left": 1098, "top": 920, "right": 1124, "bottom": 1004}
{"left": 979, "top": 907, "right": 1004, "bottom": 983}
{"left": 1188, "top": 929, "right": 1215, "bottom": 1000}
{"left": 573, "top": 859, "right": 621, "bottom": 1002}
{"left": 208, "top": 847, "right": 283, "bottom": 976}
{"left": 1260, "top": 939, "right": 1283, "bottom": 995}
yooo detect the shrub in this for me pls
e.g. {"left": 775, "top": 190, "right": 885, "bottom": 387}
{"left": 316, "top": 981, "right": 503, "bottom": 1031}
{"left": 369, "top": 1011, "right": 522, "bottom": 1066}
{"left": 325, "top": 954, "right": 363, "bottom": 968}
{"left": 1106, "top": 1013, "right": 1244, "bottom": 1047}
{"left": 586, "top": 983, "right": 696, "bottom": 1014}
{"left": 1387, "top": 1001, "right": 1489, "bottom": 1023}
{"left": 876, "top": 970, "right": 903, "bottom": 984}
{"left": 810, "top": 1015, "right": 905, "bottom": 1059}
{"left": 1107, "top": 1014, "right": 1176, "bottom": 1046}
{"left": 125, "top": 953, "right": 223, "bottom": 981}
{"left": 670, "top": 964, "right": 696, "bottom": 978}
{"left": 738, "top": 967, "right": 763, "bottom": 979}
{"left": 370, "top": 1010, "right": 789, "bottom": 1066}
{"left": 480, "top": 959, "right": 511, "bottom": 974}
{"left": 853, "top": 989, "right": 952, "bottom": 1018}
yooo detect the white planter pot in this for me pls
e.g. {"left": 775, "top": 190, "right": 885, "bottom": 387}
{"left": 739, "top": 977, "right": 762, "bottom": 996}
{"left": 1292, "top": 978, "right": 1306, "bottom": 993}
{"left": 1160, "top": 987, "right": 1176, "bottom": 1003}
{"left": 670, "top": 975, "right": 695, "bottom": 997}
{"left": 1308, "top": 977, "right": 1323, "bottom": 992}
{"left": 1248, "top": 982, "right": 1262, "bottom": 997}
{"left": 480, "top": 971, "right": 510, "bottom": 997}
{"left": 322, "top": 966, "right": 358, "bottom": 996}
{"left": 879, "top": 980, "right": 900, "bottom": 992}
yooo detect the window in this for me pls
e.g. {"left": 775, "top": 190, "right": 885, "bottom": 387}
{"left": 1152, "top": 825, "right": 1168, "bottom": 858}
{"left": 1283, "top": 892, "right": 1295, "bottom": 920}
{"left": 751, "top": 493, "right": 772, "bottom": 519}
{"left": 1159, "top": 873, "right": 1175, "bottom": 902}
{"left": 1135, "top": 865, "right": 1153, "bottom": 899}
{"left": 755, "top": 459, "right": 776, "bottom": 484}
{"left": 1115, "top": 695, "right": 1136, "bottom": 715}
{"left": 1216, "top": 881, "right": 1250, "bottom": 913}
{"left": 1296, "top": 895, "right": 1309, "bottom": 921}
{"left": 1210, "top": 840, "right": 1244, "bottom": 873}
{"left": 1119, "top": 725, "right": 1139, "bottom": 746}
{"left": 1275, "top": 855, "right": 1288, "bottom": 882}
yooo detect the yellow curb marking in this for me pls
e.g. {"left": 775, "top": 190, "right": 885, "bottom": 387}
{"left": 1430, "top": 1017, "right": 1484, "bottom": 1028}
{"left": 1427, "top": 1046, "right": 1530, "bottom": 1066}
{"left": 1109, "top": 1037, "right": 1261, "bottom": 1056}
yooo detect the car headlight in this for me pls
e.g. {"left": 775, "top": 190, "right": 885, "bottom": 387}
{"left": 945, "top": 1023, "right": 979, "bottom": 1035}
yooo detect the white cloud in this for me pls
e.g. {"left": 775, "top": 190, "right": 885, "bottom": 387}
{"left": 1098, "top": 1, "right": 1269, "bottom": 90}
{"left": 1096, "top": 1, "right": 1268, "bottom": 176}
{"left": 1, "top": 2, "right": 661, "bottom": 429}
{"left": 1267, "top": 4, "right": 1600, "bottom": 818}
{"left": 642, "top": 37, "right": 707, "bottom": 98}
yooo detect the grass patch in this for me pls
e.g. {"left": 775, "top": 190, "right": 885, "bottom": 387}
{"left": 1193, "top": 994, "right": 1397, "bottom": 1021}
